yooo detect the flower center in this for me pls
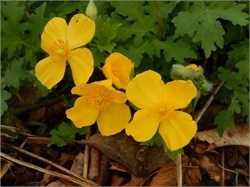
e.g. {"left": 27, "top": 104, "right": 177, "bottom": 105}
{"left": 51, "top": 40, "right": 71, "bottom": 61}
{"left": 157, "top": 106, "right": 174, "bottom": 120}
{"left": 87, "top": 92, "right": 111, "bottom": 110}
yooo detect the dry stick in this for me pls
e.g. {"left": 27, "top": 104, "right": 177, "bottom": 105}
{"left": 0, "top": 138, "right": 28, "bottom": 179}
{"left": 0, "top": 152, "right": 98, "bottom": 186}
{"left": 177, "top": 81, "right": 225, "bottom": 187}
{"left": 220, "top": 147, "right": 225, "bottom": 186}
{"left": 0, "top": 124, "right": 34, "bottom": 137}
{"left": 2, "top": 143, "right": 89, "bottom": 182}
{"left": 83, "top": 133, "right": 91, "bottom": 178}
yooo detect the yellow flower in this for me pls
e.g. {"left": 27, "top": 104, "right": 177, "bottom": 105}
{"left": 102, "top": 52, "right": 134, "bottom": 90}
{"left": 66, "top": 79, "right": 131, "bottom": 136}
{"left": 35, "top": 14, "right": 95, "bottom": 89}
{"left": 125, "top": 70, "right": 197, "bottom": 151}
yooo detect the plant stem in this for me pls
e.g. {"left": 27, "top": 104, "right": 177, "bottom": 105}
{"left": 176, "top": 154, "right": 182, "bottom": 187}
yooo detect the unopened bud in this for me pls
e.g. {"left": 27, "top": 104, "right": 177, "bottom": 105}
{"left": 86, "top": 0, "right": 98, "bottom": 20}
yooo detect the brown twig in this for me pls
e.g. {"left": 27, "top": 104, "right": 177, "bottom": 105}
{"left": 2, "top": 143, "right": 88, "bottom": 182}
{"left": 0, "top": 152, "right": 98, "bottom": 186}
{"left": 0, "top": 124, "right": 34, "bottom": 137}
{"left": 83, "top": 133, "right": 91, "bottom": 178}
{"left": 220, "top": 147, "right": 225, "bottom": 186}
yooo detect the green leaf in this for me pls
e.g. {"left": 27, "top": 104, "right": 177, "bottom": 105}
{"left": 215, "top": 110, "right": 235, "bottom": 136}
{"left": 4, "top": 59, "right": 26, "bottom": 88}
{"left": 211, "top": 2, "right": 249, "bottom": 26}
{"left": 111, "top": 1, "right": 157, "bottom": 44}
{"left": 172, "top": 2, "right": 248, "bottom": 58}
{"left": 152, "top": 37, "right": 197, "bottom": 63}
{"left": 49, "top": 122, "right": 90, "bottom": 147}
{"left": 1, "top": 1, "right": 29, "bottom": 58}
{"left": 25, "top": 2, "right": 47, "bottom": 67}
{"left": 1, "top": 90, "right": 11, "bottom": 116}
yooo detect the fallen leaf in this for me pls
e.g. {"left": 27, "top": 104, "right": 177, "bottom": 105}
{"left": 194, "top": 153, "right": 231, "bottom": 183}
{"left": 88, "top": 147, "right": 100, "bottom": 182}
{"left": 149, "top": 155, "right": 189, "bottom": 186}
{"left": 70, "top": 152, "right": 84, "bottom": 176}
{"left": 183, "top": 159, "right": 201, "bottom": 186}
{"left": 195, "top": 123, "right": 249, "bottom": 151}
{"left": 86, "top": 133, "right": 168, "bottom": 177}
{"left": 47, "top": 180, "right": 65, "bottom": 187}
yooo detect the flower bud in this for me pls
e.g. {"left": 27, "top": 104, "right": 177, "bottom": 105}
{"left": 86, "top": 0, "right": 98, "bottom": 20}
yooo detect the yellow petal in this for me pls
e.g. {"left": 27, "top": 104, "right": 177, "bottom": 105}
{"left": 162, "top": 80, "right": 197, "bottom": 109}
{"left": 97, "top": 103, "right": 131, "bottom": 136}
{"left": 68, "top": 48, "right": 94, "bottom": 85}
{"left": 67, "top": 14, "right": 95, "bottom": 49}
{"left": 71, "top": 80, "right": 112, "bottom": 95}
{"left": 159, "top": 111, "right": 197, "bottom": 151}
{"left": 41, "top": 17, "right": 67, "bottom": 55}
{"left": 35, "top": 56, "right": 66, "bottom": 89}
{"left": 103, "top": 52, "right": 134, "bottom": 89}
{"left": 125, "top": 109, "right": 160, "bottom": 142}
{"left": 126, "top": 70, "right": 165, "bottom": 109}
{"left": 66, "top": 97, "right": 99, "bottom": 128}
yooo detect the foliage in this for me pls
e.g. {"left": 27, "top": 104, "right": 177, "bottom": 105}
{"left": 49, "top": 122, "right": 90, "bottom": 147}
{"left": 1, "top": 1, "right": 249, "bottom": 156}
{"left": 215, "top": 39, "right": 249, "bottom": 136}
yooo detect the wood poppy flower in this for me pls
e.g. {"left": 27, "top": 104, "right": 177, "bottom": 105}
{"left": 126, "top": 70, "right": 197, "bottom": 151}
{"left": 35, "top": 14, "right": 95, "bottom": 89}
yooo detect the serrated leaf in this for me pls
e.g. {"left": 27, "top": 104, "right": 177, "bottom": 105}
{"left": 1, "top": 90, "right": 11, "bottom": 116}
{"left": 4, "top": 59, "right": 26, "bottom": 88}
{"left": 25, "top": 2, "right": 47, "bottom": 67}
{"left": 212, "top": 2, "right": 249, "bottom": 26}
{"left": 172, "top": 1, "right": 248, "bottom": 58}
{"left": 152, "top": 37, "right": 197, "bottom": 63}
{"left": 1, "top": 1, "right": 29, "bottom": 58}
{"left": 49, "top": 122, "right": 90, "bottom": 147}
{"left": 111, "top": 1, "right": 157, "bottom": 45}
{"left": 92, "top": 16, "right": 121, "bottom": 54}
{"left": 215, "top": 110, "right": 235, "bottom": 136}
{"left": 193, "top": 21, "right": 224, "bottom": 58}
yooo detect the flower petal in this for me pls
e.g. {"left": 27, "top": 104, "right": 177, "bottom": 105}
{"left": 97, "top": 103, "right": 131, "bottom": 136}
{"left": 41, "top": 17, "right": 67, "bottom": 55}
{"left": 67, "top": 14, "right": 95, "bottom": 49}
{"left": 159, "top": 111, "right": 197, "bottom": 151}
{"left": 126, "top": 70, "right": 165, "bottom": 109}
{"left": 68, "top": 48, "right": 94, "bottom": 85}
{"left": 66, "top": 97, "right": 99, "bottom": 128}
{"left": 103, "top": 52, "right": 134, "bottom": 89}
{"left": 125, "top": 109, "right": 160, "bottom": 142}
{"left": 163, "top": 80, "right": 197, "bottom": 109}
{"left": 35, "top": 56, "right": 66, "bottom": 89}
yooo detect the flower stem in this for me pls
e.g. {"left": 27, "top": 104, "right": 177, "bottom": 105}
{"left": 176, "top": 154, "right": 182, "bottom": 187}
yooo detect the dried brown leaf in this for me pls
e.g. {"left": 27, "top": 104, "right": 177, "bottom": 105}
{"left": 87, "top": 133, "right": 168, "bottom": 177}
{"left": 149, "top": 155, "right": 189, "bottom": 186}
{"left": 88, "top": 147, "right": 100, "bottom": 182}
{"left": 70, "top": 152, "right": 84, "bottom": 176}
{"left": 194, "top": 154, "right": 231, "bottom": 182}
{"left": 195, "top": 123, "right": 249, "bottom": 151}
{"left": 184, "top": 165, "right": 201, "bottom": 186}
